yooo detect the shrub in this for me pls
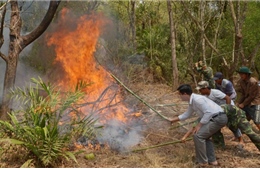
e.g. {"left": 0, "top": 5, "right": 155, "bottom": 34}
{"left": 0, "top": 77, "right": 98, "bottom": 167}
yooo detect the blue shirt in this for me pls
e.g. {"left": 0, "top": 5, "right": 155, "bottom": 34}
{"left": 178, "top": 93, "right": 224, "bottom": 124}
{"left": 216, "top": 79, "right": 237, "bottom": 100}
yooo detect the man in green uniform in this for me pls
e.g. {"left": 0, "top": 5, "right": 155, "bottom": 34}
{"left": 195, "top": 61, "right": 215, "bottom": 89}
{"left": 196, "top": 81, "right": 243, "bottom": 148}
{"left": 222, "top": 104, "right": 260, "bottom": 151}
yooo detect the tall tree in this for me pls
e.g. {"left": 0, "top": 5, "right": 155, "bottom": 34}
{"left": 228, "top": 1, "right": 247, "bottom": 82}
{"left": 167, "top": 0, "right": 179, "bottom": 89}
{"left": 129, "top": 0, "right": 136, "bottom": 50}
{"left": 0, "top": 0, "right": 60, "bottom": 120}
{"left": 200, "top": 1, "right": 206, "bottom": 66}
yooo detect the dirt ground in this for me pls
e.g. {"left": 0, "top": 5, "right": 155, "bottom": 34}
{"left": 62, "top": 82, "right": 260, "bottom": 168}
{"left": 1, "top": 82, "right": 260, "bottom": 168}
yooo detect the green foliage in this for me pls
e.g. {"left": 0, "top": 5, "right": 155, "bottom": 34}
{"left": 0, "top": 78, "right": 98, "bottom": 167}
{"left": 19, "top": 1, "right": 260, "bottom": 86}
{"left": 243, "top": 2, "right": 260, "bottom": 73}
{"left": 243, "top": 2, "right": 260, "bottom": 46}
{"left": 137, "top": 23, "right": 172, "bottom": 83}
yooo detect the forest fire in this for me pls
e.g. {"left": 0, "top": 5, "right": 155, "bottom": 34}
{"left": 47, "top": 8, "right": 128, "bottom": 123}
{"left": 46, "top": 9, "right": 143, "bottom": 151}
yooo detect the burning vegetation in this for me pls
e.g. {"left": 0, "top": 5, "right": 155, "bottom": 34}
{"left": 46, "top": 8, "right": 144, "bottom": 152}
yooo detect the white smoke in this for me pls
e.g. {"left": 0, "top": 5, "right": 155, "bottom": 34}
{"left": 97, "top": 119, "right": 144, "bottom": 152}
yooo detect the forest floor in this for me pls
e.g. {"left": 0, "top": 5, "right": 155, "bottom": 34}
{"left": 1, "top": 82, "right": 260, "bottom": 168}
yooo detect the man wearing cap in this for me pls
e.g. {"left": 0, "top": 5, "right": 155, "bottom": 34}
{"left": 170, "top": 84, "right": 227, "bottom": 166}
{"left": 237, "top": 66, "right": 260, "bottom": 131}
{"left": 197, "top": 81, "right": 244, "bottom": 147}
{"left": 213, "top": 72, "right": 237, "bottom": 101}
{"left": 195, "top": 61, "right": 215, "bottom": 89}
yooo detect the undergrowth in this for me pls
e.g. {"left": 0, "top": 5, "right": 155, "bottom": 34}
{"left": 0, "top": 77, "right": 99, "bottom": 167}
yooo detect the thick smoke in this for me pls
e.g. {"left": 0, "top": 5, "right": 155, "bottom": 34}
{"left": 98, "top": 119, "right": 144, "bottom": 152}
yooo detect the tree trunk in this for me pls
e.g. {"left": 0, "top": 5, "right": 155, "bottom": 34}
{"left": 210, "top": 2, "right": 225, "bottom": 66}
{"left": 0, "top": 1, "right": 22, "bottom": 120}
{"left": 1, "top": 54, "right": 19, "bottom": 120}
{"left": 228, "top": 1, "right": 247, "bottom": 82}
{"left": 167, "top": 0, "right": 179, "bottom": 90}
{"left": 200, "top": 1, "right": 207, "bottom": 66}
{"left": 0, "top": 0, "right": 60, "bottom": 120}
{"left": 129, "top": 0, "right": 136, "bottom": 51}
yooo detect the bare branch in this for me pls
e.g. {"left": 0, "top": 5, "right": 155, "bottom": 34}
{"left": 240, "top": 2, "right": 247, "bottom": 27}
{"left": 248, "top": 41, "right": 260, "bottom": 66}
{"left": 181, "top": 1, "right": 227, "bottom": 66}
{"left": 204, "top": 34, "right": 227, "bottom": 66}
{"left": 181, "top": 1, "right": 202, "bottom": 30}
{"left": 229, "top": 1, "right": 237, "bottom": 28}
{"left": 0, "top": 4, "right": 6, "bottom": 48}
{"left": 0, "top": 52, "right": 7, "bottom": 61}
{"left": 21, "top": 0, "right": 61, "bottom": 49}
{"left": 210, "top": 2, "right": 225, "bottom": 65}
{"left": 0, "top": 0, "right": 10, "bottom": 10}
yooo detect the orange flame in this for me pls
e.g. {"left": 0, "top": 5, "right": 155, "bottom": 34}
{"left": 46, "top": 8, "right": 128, "bottom": 123}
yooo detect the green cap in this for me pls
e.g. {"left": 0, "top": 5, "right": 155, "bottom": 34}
{"left": 237, "top": 66, "right": 252, "bottom": 74}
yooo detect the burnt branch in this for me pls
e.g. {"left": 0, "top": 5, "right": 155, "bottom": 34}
{"left": 78, "top": 85, "right": 118, "bottom": 105}
{"left": 75, "top": 85, "right": 123, "bottom": 115}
